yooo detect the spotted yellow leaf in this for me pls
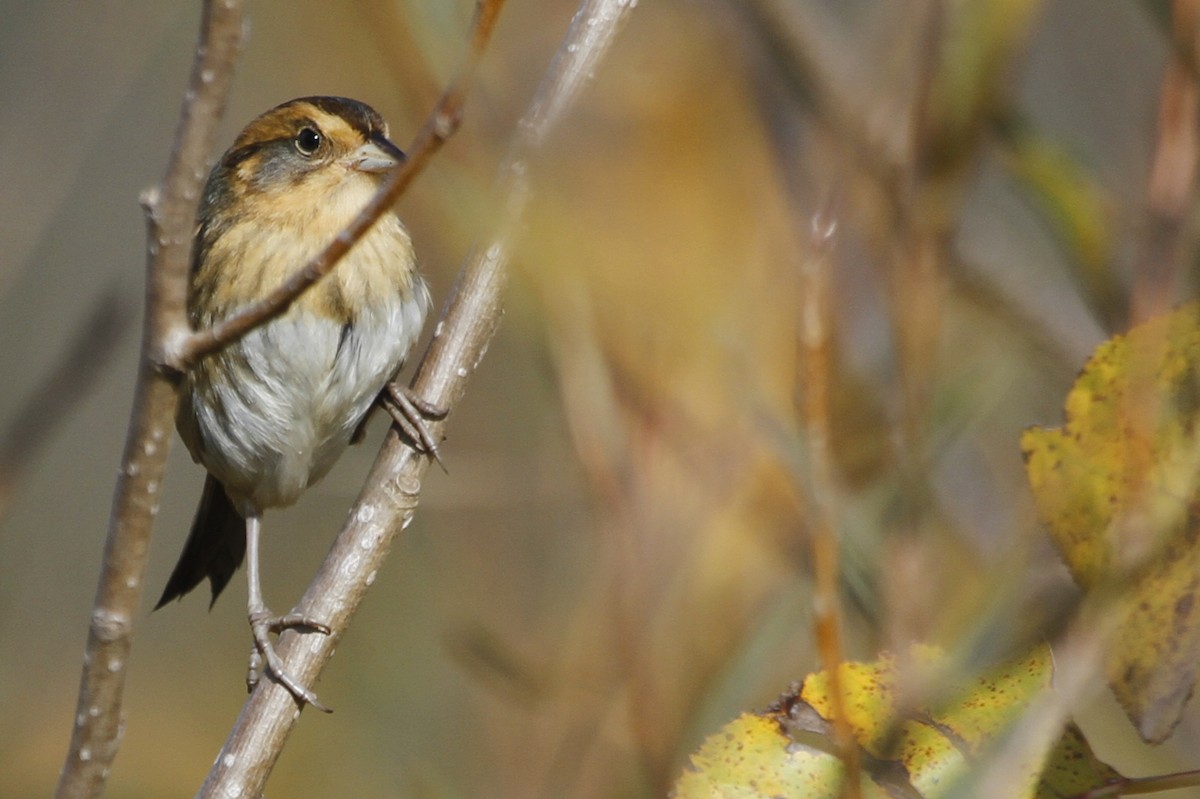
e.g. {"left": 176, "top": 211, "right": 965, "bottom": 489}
{"left": 672, "top": 646, "right": 1120, "bottom": 798}
{"left": 1022, "top": 302, "right": 1200, "bottom": 742}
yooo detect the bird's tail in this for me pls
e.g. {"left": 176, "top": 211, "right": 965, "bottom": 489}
{"left": 155, "top": 474, "right": 247, "bottom": 609}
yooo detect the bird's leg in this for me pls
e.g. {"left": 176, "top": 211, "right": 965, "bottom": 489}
{"left": 244, "top": 513, "right": 332, "bottom": 713}
{"left": 380, "top": 382, "right": 447, "bottom": 469}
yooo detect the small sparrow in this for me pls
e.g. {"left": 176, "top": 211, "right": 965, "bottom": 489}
{"left": 156, "top": 97, "right": 434, "bottom": 710}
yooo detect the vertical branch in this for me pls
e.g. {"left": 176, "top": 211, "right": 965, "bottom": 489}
{"left": 800, "top": 205, "right": 862, "bottom": 799}
{"left": 1134, "top": 0, "right": 1200, "bottom": 323}
{"left": 892, "top": 0, "right": 947, "bottom": 458}
{"left": 195, "top": 0, "right": 635, "bottom": 796}
{"left": 876, "top": 0, "right": 952, "bottom": 663}
{"left": 55, "top": 3, "right": 244, "bottom": 797}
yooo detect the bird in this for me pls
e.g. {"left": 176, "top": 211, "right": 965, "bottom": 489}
{"left": 155, "top": 96, "right": 435, "bottom": 711}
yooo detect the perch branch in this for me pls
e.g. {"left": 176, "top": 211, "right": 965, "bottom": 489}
{"left": 55, "top": 3, "right": 245, "bottom": 798}
{"left": 195, "top": 0, "right": 635, "bottom": 796}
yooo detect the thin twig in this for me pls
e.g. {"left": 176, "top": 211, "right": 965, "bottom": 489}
{"left": 893, "top": 0, "right": 946, "bottom": 445}
{"left": 195, "top": 0, "right": 634, "bottom": 795}
{"left": 55, "top": 3, "right": 245, "bottom": 798}
{"left": 1073, "top": 768, "right": 1200, "bottom": 798}
{"left": 735, "top": 0, "right": 901, "bottom": 200}
{"left": 1133, "top": 0, "right": 1200, "bottom": 324}
{"left": 799, "top": 205, "right": 864, "bottom": 799}
{"left": 168, "top": 0, "right": 504, "bottom": 372}
{"left": 746, "top": 40, "right": 864, "bottom": 793}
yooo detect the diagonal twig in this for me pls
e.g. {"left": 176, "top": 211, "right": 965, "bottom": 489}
{"left": 194, "top": 0, "right": 635, "bottom": 795}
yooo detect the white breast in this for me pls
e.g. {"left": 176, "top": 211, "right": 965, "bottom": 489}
{"left": 179, "top": 275, "right": 429, "bottom": 514}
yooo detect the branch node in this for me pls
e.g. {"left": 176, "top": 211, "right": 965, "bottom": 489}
{"left": 386, "top": 473, "right": 423, "bottom": 508}
{"left": 90, "top": 609, "right": 133, "bottom": 642}
{"left": 433, "top": 106, "right": 462, "bottom": 141}
{"left": 151, "top": 324, "right": 192, "bottom": 380}
{"left": 138, "top": 186, "right": 163, "bottom": 223}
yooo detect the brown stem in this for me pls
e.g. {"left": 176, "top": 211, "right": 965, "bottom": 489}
{"left": 54, "top": 3, "right": 245, "bottom": 798}
{"left": 1133, "top": 0, "right": 1200, "bottom": 324}
{"left": 1073, "top": 768, "right": 1200, "bottom": 798}
{"left": 799, "top": 204, "right": 864, "bottom": 799}
{"left": 194, "top": 0, "right": 634, "bottom": 795}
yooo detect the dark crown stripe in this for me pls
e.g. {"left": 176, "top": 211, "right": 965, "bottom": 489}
{"left": 286, "top": 96, "right": 385, "bottom": 138}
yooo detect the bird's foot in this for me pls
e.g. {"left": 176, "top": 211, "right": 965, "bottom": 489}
{"left": 247, "top": 608, "right": 332, "bottom": 713}
{"left": 381, "top": 383, "right": 447, "bottom": 470}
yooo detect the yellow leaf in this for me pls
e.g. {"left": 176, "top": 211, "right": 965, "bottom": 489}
{"left": 1036, "top": 724, "right": 1122, "bottom": 798}
{"left": 798, "top": 654, "right": 902, "bottom": 756}
{"left": 670, "top": 713, "right": 862, "bottom": 799}
{"left": 1022, "top": 302, "right": 1200, "bottom": 742}
{"left": 672, "top": 646, "right": 1105, "bottom": 799}
{"left": 927, "top": 647, "right": 1051, "bottom": 750}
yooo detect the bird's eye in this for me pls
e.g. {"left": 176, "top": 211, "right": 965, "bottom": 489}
{"left": 294, "top": 127, "right": 322, "bottom": 156}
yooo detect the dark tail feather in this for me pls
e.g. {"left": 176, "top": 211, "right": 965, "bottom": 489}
{"left": 155, "top": 474, "right": 247, "bottom": 610}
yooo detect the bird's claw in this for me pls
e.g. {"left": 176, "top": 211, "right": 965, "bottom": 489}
{"left": 381, "top": 383, "right": 447, "bottom": 471}
{"left": 266, "top": 611, "right": 331, "bottom": 636}
{"left": 247, "top": 608, "right": 332, "bottom": 713}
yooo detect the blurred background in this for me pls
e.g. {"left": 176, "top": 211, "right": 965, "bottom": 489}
{"left": 1, "top": 0, "right": 1197, "bottom": 796}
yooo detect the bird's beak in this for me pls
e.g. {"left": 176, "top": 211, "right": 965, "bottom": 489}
{"left": 343, "top": 136, "right": 406, "bottom": 174}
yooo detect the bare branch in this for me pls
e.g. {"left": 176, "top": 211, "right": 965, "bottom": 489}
{"left": 195, "top": 0, "right": 635, "bottom": 795}
{"left": 55, "top": 2, "right": 244, "bottom": 796}
{"left": 797, "top": 204, "right": 864, "bottom": 799}
{"left": 168, "top": 0, "right": 505, "bottom": 372}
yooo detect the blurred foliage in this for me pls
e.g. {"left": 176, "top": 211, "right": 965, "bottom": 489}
{"left": 2, "top": 0, "right": 1200, "bottom": 797}
{"left": 1000, "top": 120, "right": 1121, "bottom": 317}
